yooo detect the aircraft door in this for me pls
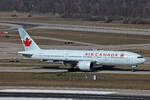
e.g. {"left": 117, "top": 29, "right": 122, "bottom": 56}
{"left": 128, "top": 56, "right": 133, "bottom": 65}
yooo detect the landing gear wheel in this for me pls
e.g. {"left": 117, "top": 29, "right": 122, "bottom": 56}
{"left": 131, "top": 66, "right": 137, "bottom": 72}
{"left": 68, "top": 68, "right": 75, "bottom": 72}
{"left": 132, "top": 68, "right": 135, "bottom": 72}
{"left": 68, "top": 63, "right": 77, "bottom": 72}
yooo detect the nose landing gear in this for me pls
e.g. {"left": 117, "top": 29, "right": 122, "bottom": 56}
{"left": 131, "top": 65, "right": 137, "bottom": 72}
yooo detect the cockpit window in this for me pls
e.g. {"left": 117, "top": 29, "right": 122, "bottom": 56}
{"left": 137, "top": 56, "right": 143, "bottom": 58}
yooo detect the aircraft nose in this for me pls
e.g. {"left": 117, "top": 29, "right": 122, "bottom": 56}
{"left": 140, "top": 58, "right": 146, "bottom": 64}
{"left": 142, "top": 58, "right": 146, "bottom": 63}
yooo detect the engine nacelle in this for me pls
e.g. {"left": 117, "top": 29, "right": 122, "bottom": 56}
{"left": 77, "top": 61, "right": 93, "bottom": 71}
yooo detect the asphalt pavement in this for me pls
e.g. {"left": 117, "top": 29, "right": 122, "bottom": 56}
{"left": 0, "top": 88, "right": 150, "bottom": 100}
{"left": 0, "top": 92, "right": 150, "bottom": 100}
{"left": 1, "top": 20, "right": 150, "bottom": 35}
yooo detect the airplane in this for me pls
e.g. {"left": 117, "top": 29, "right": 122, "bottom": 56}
{"left": 17, "top": 27, "right": 146, "bottom": 72}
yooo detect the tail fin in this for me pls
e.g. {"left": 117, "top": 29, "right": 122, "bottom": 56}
{"left": 18, "top": 27, "right": 40, "bottom": 51}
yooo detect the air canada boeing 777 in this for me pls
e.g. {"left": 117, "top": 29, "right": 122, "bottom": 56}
{"left": 18, "top": 27, "right": 146, "bottom": 72}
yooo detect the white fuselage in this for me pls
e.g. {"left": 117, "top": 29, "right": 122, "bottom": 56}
{"left": 21, "top": 49, "right": 146, "bottom": 66}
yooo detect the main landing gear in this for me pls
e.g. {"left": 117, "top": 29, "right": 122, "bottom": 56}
{"left": 68, "top": 63, "right": 77, "bottom": 72}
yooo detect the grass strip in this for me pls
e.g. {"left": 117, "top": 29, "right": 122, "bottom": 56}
{"left": 0, "top": 72, "right": 150, "bottom": 90}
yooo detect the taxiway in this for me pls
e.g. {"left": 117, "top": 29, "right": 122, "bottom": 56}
{"left": 0, "top": 87, "right": 150, "bottom": 100}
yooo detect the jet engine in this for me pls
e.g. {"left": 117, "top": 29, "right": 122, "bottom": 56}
{"left": 77, "top": 61, "right": 93, "bottom": 71}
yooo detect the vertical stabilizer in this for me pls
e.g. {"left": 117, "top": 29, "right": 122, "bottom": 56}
{"left": 18, "top": 27, "right": 40, "bottom": 51}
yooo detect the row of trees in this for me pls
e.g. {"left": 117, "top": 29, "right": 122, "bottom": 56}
{"left": 0, "top": 0, "right": 150, "bottom": 18}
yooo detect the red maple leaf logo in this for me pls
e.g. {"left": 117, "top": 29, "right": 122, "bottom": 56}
{"left": 23, "top": 38, "right": 32, "bottom": 47}
{"left": 120, "top": 53, "right": 125, "bottom": 57}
